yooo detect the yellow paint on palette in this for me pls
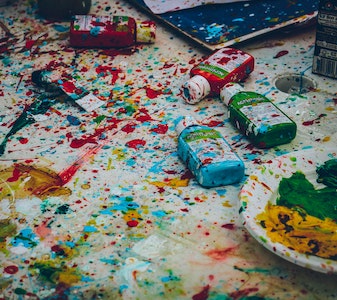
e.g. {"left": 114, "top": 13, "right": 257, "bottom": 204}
{"left": 257, "top": 204, "right": 337, "bottom": 259}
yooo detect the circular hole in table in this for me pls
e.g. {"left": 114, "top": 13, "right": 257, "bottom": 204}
{"left": 274, "top": 73, "right": 317, "bottom": 94}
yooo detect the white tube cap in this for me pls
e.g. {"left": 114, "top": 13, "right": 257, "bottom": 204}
{"left": 220, "top": 82, "right": 244, "bottom": 106}
{"left": 175, "top": 116, "right": 198, "bottom": 136}
{"left": 182, "top": 75, "right": 211, "bottom": 104}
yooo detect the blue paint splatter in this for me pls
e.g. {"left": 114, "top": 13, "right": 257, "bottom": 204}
{"left": 12, "top": 228, "right": 39, "bottom": 248}
{"left": 53, "top": 24, "right": 69, "bottom": 32}
{"left": 67, "top": 115, "right": 81, "bottom": 126}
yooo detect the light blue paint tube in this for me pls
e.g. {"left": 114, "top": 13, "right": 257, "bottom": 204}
{"left": 175, "top": 116, "right": 245, "bottom": 188}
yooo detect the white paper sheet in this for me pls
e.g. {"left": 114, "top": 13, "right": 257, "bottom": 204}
{"left": 143, "top": 0, "right": 250, "bottom": 14}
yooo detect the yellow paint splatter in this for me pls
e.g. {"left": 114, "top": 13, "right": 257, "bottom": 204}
{"left": 81, "top": 183, "right": 91, "bottom": 190}
{"left": 323, "top": 136, "right": 331, "bottom": 142}
{"left": 151, "top": 177, "right": 190, "bottom": 188}
{"left": 222, "top": 201, "right": 232, "bottom": 207}
{"left": 123, "top": 210, "right": 142, "bottom": 222}
{"left": 107, "top": 157, "right": 113, "bottom": 170}
{"left": 111, "top": 148, "right": 126, "bottom": 161}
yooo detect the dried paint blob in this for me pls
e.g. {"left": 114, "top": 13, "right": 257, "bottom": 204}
{"left": 0, "top": 164, "right": 71, "bottom": 200}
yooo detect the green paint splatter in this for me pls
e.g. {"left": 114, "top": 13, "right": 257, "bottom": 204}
{"left": 14, "top": 287, "right": 27, "bottom": 295}
{"left": 289, "top": 156, "right": 297, "bottom": 162}
{"left": 32, "top": 262, "right": 61, "bottom": 283}
{"left": 93, "top": 115, "right": 106, "bottom": 125}
{"left": 316, "top": 159, "right": 337, "bottom": 188}
{"left": 55, "top": 204, "right": 71, "bottom": 214}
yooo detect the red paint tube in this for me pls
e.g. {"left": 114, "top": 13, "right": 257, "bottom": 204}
{"left": 69, "top": 15, "right": 156, "bottom": 48}
{"left": 182, "top": 48, "right": 254, "bottom": 104}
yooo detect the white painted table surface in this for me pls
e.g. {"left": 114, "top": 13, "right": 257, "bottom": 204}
{"left": 0, "top": 0, "right": 336, "bottom": 299}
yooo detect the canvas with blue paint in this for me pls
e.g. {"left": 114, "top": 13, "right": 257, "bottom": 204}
{"left": 128, "top": 0, "right": 318, "bottom": 49}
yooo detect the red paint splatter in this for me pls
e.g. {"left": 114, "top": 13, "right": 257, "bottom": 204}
{"left": 49, "top": 107, "right": 62, "bottom": 116}
{"left": 274, "top": 50, "right": 289, "bottom": 58}
{"left": 163, "top": 169, "right": 178, "bottom": 175}
{"left": 150, "top": 124, "right": 168, "bottom": 134}
{"left": 194, "top": 197, "right": 204, "bottom": 203}
{"left": 59, "top": 165, "right": 80, "bottom": 184}
{"left": 134, "top": 108, "right": 153, "bottom": 122}
{"left": 181, "top": 170, "right": 194, "bottom": 180}
{"left": 25, "top": 39, "right": 35, "bottom": 50}
{"left": 70, "top": 137, "right": 97, "bottom": 148}
{"left": 221, "top": 223, "right": 236, "bottom": 230}
{"left": 205, "top": 247, "right": 236, "bottom": 261}
{"left": 180, "top": 67, "right": 189, "bottom": 74}
{"left": 156, "top": 186, "right": 165, "bottom": 193}
{"left": 51, "top": 245, "right": 66, "bottom": 256}
{"left": 18, "top": 137, "right": 29, "bottom": 144}
{"left": 121, "top": 123, "right": 136, "bottom": 133}
{"left": 95, "top": 66, "right": 122, "bottom": 85}
{"left": 229, "top": 287, "right": 259, "bottom": 300}
{"left": 204, "top": 119, "right": 223, "bottom": 127}
{"left": 7, "top": 166, "right": 22, "bottom": 182}
{"left": 162, "top": 62, "right": 175, "bottom": 69}
{"left": 68, "top": 119, "right": 121, "bottom": 149}
{"left": 59, "top": 144, "right": 105, "bottom": 184}
{"left": 127, "top": 220, "right": 139, "bottom": 227}
{"left": 145, "top": 87, "right": 164, "bottom": 99}
{"left": 65, "top": 132, "right": 73, "bottom": 142}
{"left": 60, "top": 81, "right": 77, "bottom": 93}
{"left": 192, "top": 285, "right": 210, "bottom": 300}
{"left": 4, "top": 265, "right": 19, "bottom": 274}
{"left": 189, "top": 58, "right": 197, "bottom": 64}
{"left": 261, "top": 182, "right": 272, "bottom": 191}
{"left": 125, "top": 139, "right": 146, "bottom": 149}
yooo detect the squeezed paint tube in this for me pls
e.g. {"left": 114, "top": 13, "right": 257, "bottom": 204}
{"left": 32, "top": 69, "right": 105, "bottom": 112}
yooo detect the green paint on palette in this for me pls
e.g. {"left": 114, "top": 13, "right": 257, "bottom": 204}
{"left": 277, "top": 171, "right": 337, "bottom": 220}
